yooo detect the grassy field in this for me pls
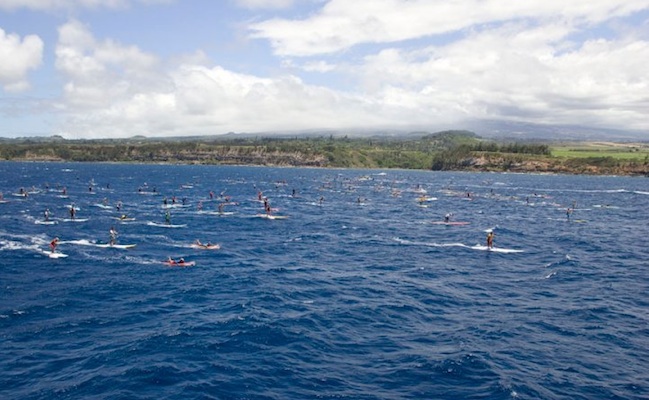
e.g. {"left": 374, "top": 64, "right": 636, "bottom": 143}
{"left": 551, "top": 142, "right": 649, "bottom": 160}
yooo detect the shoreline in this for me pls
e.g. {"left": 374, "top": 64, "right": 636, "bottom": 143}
{"left": 2, "top": 158, "right": 647, "bottom": 178}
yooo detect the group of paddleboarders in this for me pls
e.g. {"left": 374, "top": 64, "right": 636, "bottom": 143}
{"left": 441, "top": 211, "right": 494, "bottom": 248}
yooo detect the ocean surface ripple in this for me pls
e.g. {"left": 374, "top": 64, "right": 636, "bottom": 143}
{"left": 1, "top": 162, "right": 648, "bottom": 399}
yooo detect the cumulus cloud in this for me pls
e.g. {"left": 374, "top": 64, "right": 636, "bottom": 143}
{"left": 355, "top": 22, "right": 649, "bottom": 130}
{"left": 244, "top": 0, "right": 649, "bottom": 132}
{"left": 0, "top": 28, "right": 43, "bottom": 92}
{"left": 53, "top": 20, "right": 391, "bottom": 138}
{"left": 249, "top": 0, "right": 649, "bottom": 56}
{"left": 45, "top": 1, "right": 649, "bottom": 138}
{"left": 55, "top": 20, "right": 162, "bottom": 109}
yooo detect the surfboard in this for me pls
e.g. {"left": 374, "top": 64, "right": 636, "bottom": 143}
{"left": 44, "top": 251, "right": 68, "bottom": 258}
{"left": 35, "top": 220, "right": 58, "bottom": 225}
{"left": 255, "top": 214, "right": 288, "bottom": 220}
{"left": 162, "top": 203, "right": 191, "bottom": 209}
{"left": 470, "top": 245, "right": 523, "bottom": 253}
{"left": 147, "top": 221, "right": 187, "bottom": 228}
{"left": 431, "top": 221, "right": 470, "bottom": 226}
{"left": 199, "top": 211, "right": 235, "bottom": 216}
{"left": 93, "top": 204, "right": 113, "bottom": 209}
{"left": 62, "top": 218, "right": 89, "bottom": 222}
{"left": 113, "top": 216, "right": 136, "bottom": 221}
{"left": 95, "top": 243, "right": 137, "bottom": 249}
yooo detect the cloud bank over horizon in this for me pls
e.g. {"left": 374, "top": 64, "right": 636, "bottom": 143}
{"left": 0, "top": 0, "right": 648, "bottom": 138}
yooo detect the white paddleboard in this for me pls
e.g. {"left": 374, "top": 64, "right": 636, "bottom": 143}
{"left": 162, "top": 204, "right": 191, "bottom": 209}
{"left": 35, "top": 220, "right": 58, "bottom": 225}
{"left": 199, "top": 211, "right": 235, "bottom": 216}
{"left": 147, "top": 221, "right": 187, "bottom": 228}
{"left": 113, "top": 217, "right": 136, "bottom": 221}
{"left": 470, "top": 245, "right": 523, "bottom": 253}
{"left": 95, "top": 243, "right": 137, "bottom": 249}
{"left": 255, "top": 214, "right": 288, "bottom": 220}
{"left": 44, "top": 251, "right": 68, "bottom": 258}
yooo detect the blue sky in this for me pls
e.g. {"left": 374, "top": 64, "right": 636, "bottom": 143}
{"left": 0, "top": 0, "right": 648, "bottom": 138}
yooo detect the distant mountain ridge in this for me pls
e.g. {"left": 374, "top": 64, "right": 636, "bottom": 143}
{"left": 0, "top": 120, "right": 645, "bottom": 142}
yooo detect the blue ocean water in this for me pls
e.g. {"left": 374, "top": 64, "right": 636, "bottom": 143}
{"left": 1, "top": 162, "right": 648, "bottom": 399}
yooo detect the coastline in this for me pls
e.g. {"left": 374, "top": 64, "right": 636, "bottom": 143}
{"left": 2, "top": 157, "right": 647, "bottom": 178}
{"left": 1, "top": 133, "right": 647, "bottom": 177}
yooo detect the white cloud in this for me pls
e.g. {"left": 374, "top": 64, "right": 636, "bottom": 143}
{"left": 52, "top": 20, "right": 392, "bottom": 138}
{"left": 44, "top": 2, "right": 649, "bottom": 138}
{"left": 0, "top": 28, "right": 43, "bottom": 92}
{"left": 355, "top": 22, "right": 649, "bottom": 130}
{"left": 249, "top": 0, "right": 649, "bottom": 56}
{"left": 59, "top": 62, "right": 395, "bottom": 138}
{"left": 55, "top": 20, "right": 162, "bottom": 110}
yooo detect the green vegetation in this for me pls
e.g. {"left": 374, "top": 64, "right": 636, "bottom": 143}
{"left": 0, "top": 132, "right": 647, "bottom": 176}
{"left": 551, "top": 142, "right": 649, "bottom": 160}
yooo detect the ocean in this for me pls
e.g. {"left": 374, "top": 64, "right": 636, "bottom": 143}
{"left": 1, "top": 162, "right": 648, "bottom": 399}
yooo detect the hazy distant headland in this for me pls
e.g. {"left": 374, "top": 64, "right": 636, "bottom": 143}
{"left": 1, "top": 130, "right": 647, "bottom": 176}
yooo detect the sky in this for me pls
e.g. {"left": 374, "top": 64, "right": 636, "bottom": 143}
{"left": 0, "top": 0, "right": 648, "bottom": 139}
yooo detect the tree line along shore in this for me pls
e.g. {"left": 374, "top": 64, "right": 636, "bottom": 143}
{"left": 1, "top": 131, "right": 647, "bottom": 176}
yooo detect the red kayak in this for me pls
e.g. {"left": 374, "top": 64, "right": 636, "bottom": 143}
{"left": 164, "top": 260, "right": 196, "bottom": 267}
